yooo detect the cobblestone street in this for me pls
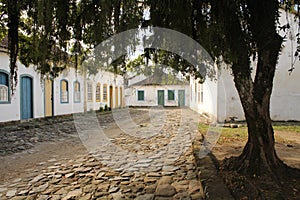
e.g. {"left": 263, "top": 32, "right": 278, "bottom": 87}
{"left": 0, "top": 108, "right": 205, "bottom": 200}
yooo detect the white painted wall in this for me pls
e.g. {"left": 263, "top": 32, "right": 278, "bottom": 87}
{"left": 189, "top": 76, "right": 218, "bottom": 121}
{"left": 270, "top": 11, "right": 300, "bottom": 121}
{"left": 216, "top": 68, "right": 244, "bottom": 122}
{"left": 125, "top": 85, "right": 190, "bottom": 107}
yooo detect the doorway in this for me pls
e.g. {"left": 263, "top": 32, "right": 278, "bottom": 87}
{"left": 109, "top": 85, "right": 113, "bottom": 108}
{"left": 157, "top": 90, "right": 165, "bottom": 106}
{"left": 44, "top": 79, "right": 53, "bottom": 117}
{"left": 20, "top": 76, "right": 33, "bottom": 120}
{"left": 178, "top": 90, "right": 185, "bottom": 107}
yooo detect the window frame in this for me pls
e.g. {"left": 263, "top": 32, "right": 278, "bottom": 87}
{"left": 200, "top": 84, "right": 204, "bottom": 103}
{"left": 87, "top": 82, "right": 93, "bottom": 102}
{"left": 73, "top": 81, "right": 81, "bottom": 103}
{"left": 60, "top": 79, "right": 69, "bottom": 104}
{"left": 96, "top": 83, "right": 101, "bottom": 102}
{"left": 0, "top": 70, "right": 10, "bottom": 104}
{"left": 137, "top": 90, "right": 144, "bottom": 101}
{"left": 168, "top": 90, "right": 175, "bottom": 101}
{"left": 103, "top": 84, "right": 108, "bottom": 102}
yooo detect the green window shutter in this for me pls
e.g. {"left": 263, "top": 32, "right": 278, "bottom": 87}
{"left": 168, "top": 90, "right": 175, "bottom": 100}
{"left": 138, "top": 90, "right": 144, "bottom": 101}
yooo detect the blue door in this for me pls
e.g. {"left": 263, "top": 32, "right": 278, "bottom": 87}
{"left": 21, "top": 76, "right": 33, "bottom": 120}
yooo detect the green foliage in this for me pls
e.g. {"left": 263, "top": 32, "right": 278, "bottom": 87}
{"left": 99, "top": 106, "right": 104, "bottom": 112}
{"left": 1, "top": 0, "right": 300, "bottom": 93}
{"left": 104, "top": 104, "right": 108, "bottom": 111}
{"left": 0, "top": 0, "right": 143, "bottom": 89}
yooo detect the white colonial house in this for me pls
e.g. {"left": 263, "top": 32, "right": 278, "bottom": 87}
{"left": 125, "top": 73, "right": 190, "bottom": 107}
{"left": 189, "top": 11, "right": 300, "bottom": 122}
{"left": 0, "top": 42, "right": 124, "bottom": 123}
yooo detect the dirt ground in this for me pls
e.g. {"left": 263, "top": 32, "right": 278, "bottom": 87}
{"left": 213, "top": 130, "right": 300, "bottom": 168}
{"left": 210, "top": 130, "right": 300, "bottom": 199}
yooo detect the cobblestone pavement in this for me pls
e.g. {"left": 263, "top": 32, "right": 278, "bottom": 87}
{"left": 0, "top": 108, "right": 205, "bottom": 200}
{"left": 0, "top": 109, "right": 146, "bottom": 156}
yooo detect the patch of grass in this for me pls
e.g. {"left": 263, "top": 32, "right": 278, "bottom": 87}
{"left": 198, "top": 123, "right": 248, "bottom": 138}
{"left": 273, "top": 125, "right": 300, "bottom": 133}
{"left": 198, "top": 123, "right": 248, "bottom": 144}
{"left": 198, "top": 123, "right": 299, "bottom": 144}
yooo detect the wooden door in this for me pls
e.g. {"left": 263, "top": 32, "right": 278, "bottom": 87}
{"left": 115, "top": 87, "right": 118, "bottom": 108}
{"left": 109, "top": 85, "right": 113, "bottom": 108}
{"left": 45, "top": 79, "right": 53, "bottom": 117}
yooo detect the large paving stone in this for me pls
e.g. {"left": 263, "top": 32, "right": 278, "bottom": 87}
{"left": 155, "top": 184, "right": 176, "bottom": 197}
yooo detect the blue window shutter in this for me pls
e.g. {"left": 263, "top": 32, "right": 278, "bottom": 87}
{"left": 0, "top": 72, "right": 8, "bottom": 85}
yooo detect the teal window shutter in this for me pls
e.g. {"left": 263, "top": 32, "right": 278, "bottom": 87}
{"left": 168, "top": 90, "right": 175, "bottom": 100}
{"left": 138, "top": 90, "right": 144, "bottom": 101}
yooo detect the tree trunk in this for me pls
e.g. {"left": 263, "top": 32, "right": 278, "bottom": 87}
{"left": 228, "top": 94, "right": 286, "bottom": 177}
{"left": 227, "top": 28, "right": 286, "bottom": 177}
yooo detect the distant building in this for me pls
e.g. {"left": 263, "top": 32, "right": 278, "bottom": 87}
{"left": 125, "top": 71, "right": 190, "bottom": 107}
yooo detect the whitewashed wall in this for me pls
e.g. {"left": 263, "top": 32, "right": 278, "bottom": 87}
{"left": 125, "top": 85, "right": 190, "bottom": 107}
{"left": 270, "top": 11, "right": 300, "bottom": 121}
{"left": 189, "top": 77, "right": 218, "bottom": 121}
{"left": 216, "top": 68, "right": 244, "bottom": 122}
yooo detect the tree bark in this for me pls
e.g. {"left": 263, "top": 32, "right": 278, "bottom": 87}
{"left": 227, "top": 20, "right": 286, "bottom": 178}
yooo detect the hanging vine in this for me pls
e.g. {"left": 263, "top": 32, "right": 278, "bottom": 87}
{"left": 7, "top": 0, "right": 19, "bottom": 94}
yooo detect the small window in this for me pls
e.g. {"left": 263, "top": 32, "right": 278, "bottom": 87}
{"left": 197, "top": 83, "right": 204, "bottom": 103}
{"left": 168, "top": 90, "right": 175, "bottom": 100}
{"left": 138, "top": 90, "right": 144, "bottom": 101}
{"left": 87, "top": 82, "right": 93, "bottom": 102}
{"left": 74, "top": 81, "right": 80, "bottom": 103}
{"left": 96, "top": 83, "right": 101, "bottom": 102}
{"left": 61, "top": 80, "right": 69, "bottom": 103}
{"left": 0, "top": 71, "right": 9, "bottom": 103}
{"left": 103, "top": 84, "right": 107, "bottom": 102}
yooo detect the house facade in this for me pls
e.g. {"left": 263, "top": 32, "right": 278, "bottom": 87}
{"left": 126, "top": 85, "right": 189, "bottom": 107}
{"left": 125, "top": 73, "right": 190, "bottom": 107}
{"left": 0, "top": 48, "right": 124, "bottom": 123}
